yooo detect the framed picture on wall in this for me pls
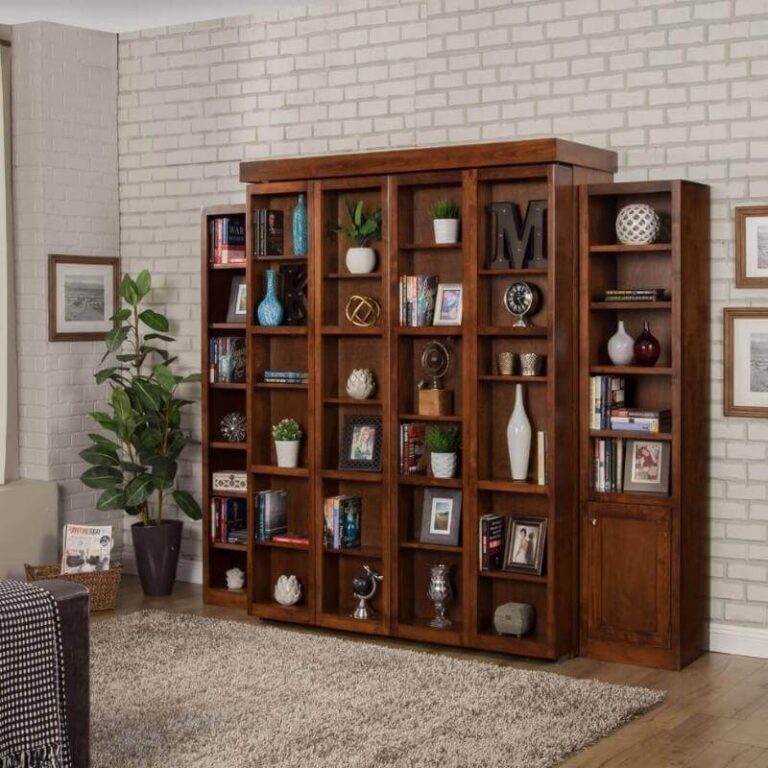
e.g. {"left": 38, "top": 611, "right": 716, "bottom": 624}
{"left": 48, "top": 255, "right": 119, "bottom": 341}
{"left": 736, "top": 206, "right": 768, "bottom": 288}
{"left": 724, "top": 307, "right": 768, "bottom": 417}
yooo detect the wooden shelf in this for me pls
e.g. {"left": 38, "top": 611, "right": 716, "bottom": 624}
{"left": 478, "top": 326, "right": 547, "bottom": 337}
{"left": 326, "top": 272, "right": 382, "bottom": 280}
{"left": 395, "top": 620, "right": 464, "bottom": 647}
{"left": 211, "top": 542, "right": 248, "bottom": 552}
{"left": 399, "top": 413, "right": 462, "bottom": 423}
{"left": 209, "top": 262, "right": 246, "bottom": 270}
{"left": 397, "top": 326, "right": 462, "bottom": 336}
{"left": 204, "top": 587, "right": 247, "bottom": 608}
{"left": 253, "top": 539, "right": 310, "bottom": 551}
{"left": 210, "top": 382, "right": 246, "bottom": 390}
{"left": 589, "top": 430, "right": 672, "bottom": 441}
{"left": 589, "top": 365, "right": 672, "bottom": 376}
{"left": 254, "top": 255, "right": 308, "bottom": 263}
{"left": 478, "top": 268, "right": 548, "bottom": 276}
{"left": 399, "top": 242, "right": 461, "bottom": 250}
{"left": 589, "top": 243, "right": 672, "bottom": 253}
{"left": 323, "top": 546, "right": 382, "bottom": 559}
{"left": 209, "top": 322, "right": 246, "bottom": 331}
{"left": 254, "top": 381, "right": 308, "bottom": 390}
{"left": 587, "top": 490, "right": 674, "bottom": 507}
{"left": 321, "top": 326, "right": 383, "bottom": 336}
{"left": 474, "top": 632, "right": 549, "bottom": 658}
{"left": 210, "top": 489, "right": 247, "bottom": 498}
{"left": 250, "top": 601, "right": 312, "bottom": 624}
{"left": 399, "top": 541, "right": 463, "bottom": 553}
{"left": 479, "top": 570, "right": 547, "bottom": 583}
{"left": 251, "top": 326, "right": 307, "bottom": 335}
{"left": 479, "top": 375, "right": 547, "bottom": 383}
{"left": 590, "top": 301, "right": 671, "bottom": 310}
{"left": 317, "top": 611, "right": 386, "bottom": 636}
{"left": 398, "top": 475, "right": 463, "bottom": 488}
{"left": 210, "top": 441, "right": 247, "bottom": 451}
{"left": 320, "top": 469, "right": 383, "bottom": 483}
{"left": 324, "top": 397, "right": 382, "bottom": 406}
{"left": 477, "top": 479, "right": 548, "bottom": 494}
{"left": 251, "top": 464, "right": 309, "bottom": 477}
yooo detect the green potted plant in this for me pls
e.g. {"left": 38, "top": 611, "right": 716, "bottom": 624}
{"left": 430, "top": 198, "right": 460, "bottom": 244}
{"left": 332, "top": 198, "right": 382, "bottom": 274}
{"left": 272, "top": 418, "right": 303, "bottom": 468}
{"left": 425, "top": 425, "right": 461, "bottom": 479}
{"left": 79, "top": 270, "right": 202, "bottom": 597}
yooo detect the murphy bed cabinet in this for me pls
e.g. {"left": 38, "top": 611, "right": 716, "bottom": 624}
{"left": 201, "top": 140, "right": 708, "bottom": 668}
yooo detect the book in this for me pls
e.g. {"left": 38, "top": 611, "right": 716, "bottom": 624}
{"left": 400, "top": 422, "right": 427, "bottom": 475}
{"left": 592, "top": 438, "right": 625, "bottom": 493}
{"left": 589, "top": 375, "right": 626, "bottom": 429}
{"left": 399, "top": 274, "right": 438, "bottom": 326}
{"left": 255, "top": 490, "right": 288, "bottom": 541}
{"left": 209, "top": 336, "right": 246, "bottom": 383}
{"left": 61, "top": 524, "right": 113, "bottom": 573}
{"left": 270, "top": 533, "right": 310, "bottom": 546}
{"left": 479, "top": 514, "right": 504, "bottom": 571}
{"left": 210, "top": 216, "right": 246, "bottom": 264}
{"left": 323, "top": 495, "right": 362, "bottom": 549}
{"left": 253, "top": 209, "right": 284, "bottom": 257}
{"left": 536, "top": 431, "right": 547, "bottom": 485}
{"left": 210, "top": 497, "right": 246, "bottom": 543}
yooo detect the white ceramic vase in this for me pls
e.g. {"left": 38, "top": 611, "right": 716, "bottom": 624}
{"left": 274, "top": 574, "right": 302, "bottom": 606}
{"left": 226, "top": 567, "right": 245, "bottom": 591}
{"left": 433, "top": 219, "right": 460, "bottom": 244}
{"left": 607, "top": 320, "right": 635, "bottom": 366}
{"left": 275, "top": 440, "right": 300, "bottom": 468}
{"left": 346, "top": 247, "right": 377, "bottom": 274}
{"left": 507, "top": 383, "right": 532, "bottom": 481}
{"left": 431, "top": 452, "right": 458, "bottom": 479}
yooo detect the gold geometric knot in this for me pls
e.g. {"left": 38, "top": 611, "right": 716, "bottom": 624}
{"left": 345, "top": 295, "right": 381, "bottom": 327}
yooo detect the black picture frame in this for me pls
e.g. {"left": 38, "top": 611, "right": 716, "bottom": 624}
{"left": 503, "top": 518, "right": 547, "bottom": 575}
{"left": 419, "top": 488, "right": 462, "bottom": 546}
{"left": 226, "top": 275, "right": 247, "bottom": 324}
{"left": 339, "top": 415, "right": 383, "bottom": 472}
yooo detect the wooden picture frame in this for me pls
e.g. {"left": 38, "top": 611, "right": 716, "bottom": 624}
{"left": 48, "top": 255, "right": 119, "bottom": 341}
{"left": 338, "top": 415, "right": 383, "bottom": 472}
{"left": 503, "top": 518, "right": 546, "bottom": 575}
{"left": 226, "top": 275, "right": 247, "bottom": 324}
{"left": 724, "top": 307, "right": 768, "bottom": 417}
{"left": 419, "top": 488, "right": 462, "bottom": 546}
{"left": 622, "top": 439, "right": 671, "bottom": 495}
{"left": 433, "top": 283, "right": 463, "bottom": 326}
{"left": 736, "top": 206, "right": 768, "bottom": 288}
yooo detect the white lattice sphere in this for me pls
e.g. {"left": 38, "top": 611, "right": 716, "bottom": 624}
{"left": 615, "top": 203, "right": 661, "bottom": 245}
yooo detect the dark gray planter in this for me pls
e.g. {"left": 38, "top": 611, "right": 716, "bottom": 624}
{"left": 131, "top": 519, "right": 183, "bottom": 596}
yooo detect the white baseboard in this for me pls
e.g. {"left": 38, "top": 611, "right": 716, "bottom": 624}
{"left": 708, "top": 623, "right": 768, "bottom": 659}
{"left": 121, "top": 555, "right": 203, "bottom": 585}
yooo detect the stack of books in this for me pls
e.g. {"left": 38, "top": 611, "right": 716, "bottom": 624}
{"left": 209, "top": 337, "right": 246, "bottom": 383}
{"left": 209, "top": 216, "right": 246, "bottom": 264}
{"left": 399, "top": 422, "right": 426, "bottom": 475}
{"left": 399, "top": 274, "right": 438, "bottom": 326}
{"left": 210, "top": 497, "right": 247, "bottom": 544}
{"left": 592, "top": 438, "right": 624, "bottom": 493}
{"left": 323, "top": 495, "right": 362, "bottom": 550}
{"left": 479, "top": 514, "right": 505, "bottom": 571}
{"left": 255, "top": 490, "right": 288, "bottom": 541}
{"left": 589, "top": 375, "right": 627, "bottom": 429}
{"left": 253, "top": 209, "right": 284, "bottom": 257}
{"left": 270, "top": 532, "right": 310, "bottom": 546}
{"left": 602, "top": 288, "right": 667, "bottom": 303}
{"left": 609, "top": 408, "right": 671, "bottom": 433}
{"left": 262, "top": 370, "right": 308, "bottom": 385}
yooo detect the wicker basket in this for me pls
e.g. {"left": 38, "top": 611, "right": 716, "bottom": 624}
{"left": 24, "top": 563, "right": 122, "bottom": 612}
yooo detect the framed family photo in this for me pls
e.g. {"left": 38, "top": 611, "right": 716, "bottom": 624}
{"left": 736, "top": 206, "right": 768, "bottom": 288}
{"left": 503, "top": 518, "right": 546, "bottom": 575}
{"left": 339, "top": 415, "right": 383, "bottom": 472}
{"left": 433, "top": 283, "right": 463, "bottom": 326}
{"left": 226, "top": 275, "right": 247, "bottom": 324}
{"left": 48, "top": 255, "right": 119, "bottom": 341}
{"left": 724, "top": 307, "right": 768, "bottom": 417}
{"left": 622, "top": 439, "right": 671, "bottom": 494}
{"left": 419, "top": 488, "right": 462, "bottom": 546}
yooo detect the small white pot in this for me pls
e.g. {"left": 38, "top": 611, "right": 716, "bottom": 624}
{"left": 346, "top": 247, "right": 377, "bottom": 274}
{"left": 275, "top": 440, "right": 300, "bottom": 468}
{"left": 431, "top": 452, "right": 458, "bottom": 479}
{"left": 433, "top": 219, "right": 460, "bottom": 244}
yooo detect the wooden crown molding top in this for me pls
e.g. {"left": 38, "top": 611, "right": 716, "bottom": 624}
{"left": 239, "top": 138, "right": 618, "bottom": 183}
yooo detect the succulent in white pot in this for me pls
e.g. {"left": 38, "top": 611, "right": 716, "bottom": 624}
{"left": 431, "top": 199, "right": 460, "bottom": 244}
{"left": 332, "top": 198, "right": 382, "bottom": 274}
{"left": 272, "top": 418, "right": 303, "bottom": 468}
{"left": 426, "top": 425, "right": 461, "bottom": 479}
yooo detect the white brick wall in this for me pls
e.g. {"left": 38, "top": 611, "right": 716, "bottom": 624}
{"left": 12, "top": 23, "right": 122, "bottom": 541}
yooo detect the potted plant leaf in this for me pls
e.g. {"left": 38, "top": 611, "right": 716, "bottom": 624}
{"left": 79, "top": 271, "right": 202, "bottom": 597}
{"left": 272, "top": 418, "right": 303, "bottom": 468}
{"left": 425, "top": 425, "right": 461, "bottom": 479}
{"left": 332, "top": 198, "right": 382, "bottom": 274}
{"left": 431, "top": 199, "right": 460, "bottom": 244}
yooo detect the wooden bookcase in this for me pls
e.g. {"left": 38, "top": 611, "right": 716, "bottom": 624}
{"left": 578, "top": 181, "right": 710, "bottom": 669}
{"left": 203, "top": 140, "right": 636, "bottom": 661}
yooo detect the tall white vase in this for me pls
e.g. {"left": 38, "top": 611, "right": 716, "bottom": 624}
{"left": 507, "top": 383, "right": 532, "bottom": 481}
{"left": 607, "top": 320, "right": 634, "bottom": 366}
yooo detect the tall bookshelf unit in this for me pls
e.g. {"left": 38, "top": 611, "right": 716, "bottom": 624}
{"left": 578, "top": 181, "right": 709, "bottom": 669}
{"left": 203, "top": 141, "right": 703, "bottom": 666}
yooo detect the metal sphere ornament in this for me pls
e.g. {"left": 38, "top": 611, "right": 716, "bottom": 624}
{"left": 219, "top": 412, "right": 247, "bottom": 443}
{"left": 351, "top": 564, "right": 383, "bottom": 620}
{"left": 344, "top": 295, "right": 381, "bottom": 327}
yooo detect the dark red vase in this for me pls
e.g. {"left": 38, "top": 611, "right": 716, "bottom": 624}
{"left": 634, "top": 321, "right": 660, "bottom": 366}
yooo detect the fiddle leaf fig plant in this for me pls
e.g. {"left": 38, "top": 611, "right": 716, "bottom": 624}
{"left": 80, "top": 270, "right": 202, "bottom": 527}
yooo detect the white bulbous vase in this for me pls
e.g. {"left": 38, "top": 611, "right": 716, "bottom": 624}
{"left": 345, "top": 247, "right": 377, "bottom": 274}
{"left": 431, "top": 452, "right": 458, "bottom": 479}
{"left": 507, "top": 384, "right": 532, "bottom": 482}
{"left": 607, "top": 320, "right": 635, "bottom": 366}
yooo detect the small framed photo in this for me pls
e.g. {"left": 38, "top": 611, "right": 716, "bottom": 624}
{"left": 48, "top": 255, "right": 119, "bottom": 341}
{"left": 433, "top": 283, "right": 463, "bottom": 326}
{"left": 724, "top": 307, "right": 768, "bottom": 417}
{"left": 503, "top": 518, "right": 547, "bottom": 575}
{"left": 226, "top": 275, "right": 248, "bottom": 324}
{"left": 736, "top": 206, "right": 768, "bottom": 288}
{"left": 419, "top": 488, "right": 462, "bottom": 546}
{"left": 339, "top": 415, "right": 383, "bottom": 472}
{"left": 622, "top": 439, "right": 671, "bottom": 494}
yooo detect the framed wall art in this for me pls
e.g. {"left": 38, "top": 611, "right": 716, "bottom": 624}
{"left": 419, "top": 488, "right": 462, "bottom": 546}
{"left": 338, "top": 415, "right": 383, "bottom": 472}
{"left": 433, "top": 283, "right": 463, "bottom": 326}
{"left": 724, "top": 307, "right": 768, "bottom": 417}
{"left": 735, "top": 205, "right": 768, "bottom": 288}
{"left": 48, "top": 255, "right": 119, "bottom": 341}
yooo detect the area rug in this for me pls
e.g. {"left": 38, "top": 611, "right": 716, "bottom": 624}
{"left": 90, "top": 611, "right": 663, "bottom": 768}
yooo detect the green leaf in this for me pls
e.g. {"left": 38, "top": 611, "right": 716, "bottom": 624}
{"left": 151, "top": 458, "right": 177, "bottom": 490}
{"left": 81, "top": 466, "right": 123, "bottom": 489}
{"left": 95, "top": 367, "right": 126, "bottom": 385}
{"left": 135, "top": 270, "right": 151, "bottom": 300}
{"left": 120, "top": 274, "right": 140, "bottom": 306}
{"left": 96, "top": 488, "right": 125, "bottom": 511}
{"left": 124, "top": 505, "right": 143, "bottom": 517}
{"left": 111, "top": 308, "right": 132, "bottom": 322}
{"left": 105, "top": 325, "right": 130, "bottom": 354}
{"left": 90, "top": 412, "right": 118, "bottom": 433}
{"left": 112, "top": 388, "right": 132, "bottom": 423}
{"left": 119, "top": 461, "right": 147, "bottom": 474}
{"left": 139, "top": 309, "right": 169, "bottom": 332}
{"left": 115, "top": 353, "right": 138, "bottom": 363}
{"left": 182, "top": 373, "right": 201, "bottom": 383}
{"left": 132, "top": 379, "right": 166, "bottom": 412}
{"left": 353, "top": 200, "right": 363, "bottom": 227}
{"left": 144, "top": 333, "right": 176, "bottom": 343}
{"left": 88, "top": 433, "right": 121, "bottom": 450}
{"left": 153, "top": 364, "right": 177, "bottom": 392}
{"left": 172, "top": 490, "right": 202, "bottom": 521}
{"left": 124, "top": 474, "right": 155, "bottom": 507}
{"left": 79, "top": 445, "right": 119, "bottom": 467}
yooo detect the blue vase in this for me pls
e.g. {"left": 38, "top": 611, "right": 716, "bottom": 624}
{"left": 257, "top": 270, "right": 283, "bottom": 326}
{"left": 292, "top": 193, "right": 308, "bottom": 257}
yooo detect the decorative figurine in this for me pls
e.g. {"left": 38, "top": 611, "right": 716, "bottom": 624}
{"left": 344, "top": 295, "right": 381, "bottom": 327}
{"left": 503, "top": 281, "right": 541, "bottom": 328}
{"left": 274, "top": 574, "right": 302, "bottom": 606}
{"left": 226, "top": 567, "right": 245, "bottom": 591}
{"left": 427, "top": 563, "right": 453, "bottom": 629}
{"left": 279, "top": 264, "right": 308, "bottom": 326}
{"left": 615, "top": 203, "right": 660, "bottom": 245}
{"left": 488, "top": 200, "right": 547, "bottom": 269}
{"left": 345, "top": 369, "right": 376, "bottom": 400}
{"left": 417, "top": 339, "right": 453, "bottom": 416}
{"left": 351, "top": 564, "right": 383, "bottom": 620}
{"left": 256, "top": 269, "right": 284, "bottom": 326}
{"left": 219, "top": 411, "right": 246, "bottom": 443}
{"left": 519, "top": 353, "right": 544, "bottom": 377}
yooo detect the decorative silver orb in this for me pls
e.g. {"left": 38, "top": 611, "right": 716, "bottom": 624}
{"left": 615, "top": 203, "right": 660, "bottom": 245}
{"left": 219, "top": 411, "right": 246, "bottom": 443}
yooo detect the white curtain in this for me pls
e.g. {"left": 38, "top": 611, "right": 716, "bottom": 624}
{"left": 0, "top": 43, "right": 18, "bottom": 484}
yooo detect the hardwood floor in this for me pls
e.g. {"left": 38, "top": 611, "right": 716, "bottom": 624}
{"left": 104, "top": 575, "right": 768, "bottom": 767}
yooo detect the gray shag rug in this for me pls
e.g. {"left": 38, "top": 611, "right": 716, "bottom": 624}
{"left": 91, "top": 612, "right": 663, "bottom": 768}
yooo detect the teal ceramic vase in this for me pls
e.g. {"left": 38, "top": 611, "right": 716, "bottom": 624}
{"left": 292, "top": 193, "right": 308, "bottom": 257}
{"left": 257, "top": 270, "right": 283, "bottom": 326}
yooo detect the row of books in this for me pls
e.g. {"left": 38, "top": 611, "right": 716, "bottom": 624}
{"left": 263, "top": 370, "right": 308, "bottom": 385}
{"left": 253, "top": 209, "right": 284, "bottom": 258}
{"left": 323, "top": 495, "right": 362, "bottom": 549}
{"left": 398, "top": 274, "right": 438, "bottom": 326}
{"left": 210, "top": 497, "right": 247, "bottom": 544}
{"left": 608, "top": 408, "right": 671, "bottom": 433}
{"left": 592, "top": 438, "right": 624, "bottom": 493}
{"left": 255, "top": 490, "right": 288, "bottom": 541}
{"left": 209, "top": 336, "right": 246, "bottom": 383}
{"left": 589, "top": 375, "right": 626, "bottom": 430}
{"left": 209, "top": 216, "right": 246, "bottom": 264}
{"left": 479, "top": 514, "right": 505, "bottom": 571}
{"left": 399, "top": 422, "right": 426, "bottom": 475}
{"left": 601, "top": 288, "right": 667, "bottom": 303}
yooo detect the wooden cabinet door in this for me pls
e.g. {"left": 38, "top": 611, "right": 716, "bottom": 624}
{"left": 585, "top": 503, "right": 672, "bottom": 648}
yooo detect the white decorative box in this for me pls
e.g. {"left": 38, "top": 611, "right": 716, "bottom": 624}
{"left": 212, "top": 471, "right": 248, "bottom": 492}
